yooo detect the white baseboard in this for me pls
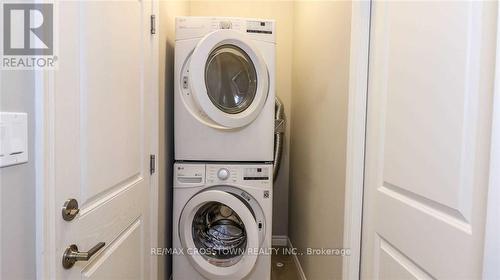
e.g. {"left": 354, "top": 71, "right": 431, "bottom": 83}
{"left": 272, "top": 235, "right": 307, "bottom": 280}
{"left": 272, "top": 235, "right": 289, "bottom": 246}
{"left": 288, "top": 238, "right": 307, "bottom": 280}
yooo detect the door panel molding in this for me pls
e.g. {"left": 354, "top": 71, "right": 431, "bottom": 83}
{"left": 375, "top": 236, "right": 433, "bottom": 280}
{"left": 376, "top": 1, "right": 482, "bottom": 224}
{"left": 379, "top": 183, "right": 471, "bottom": 233}
{"left": 82, "top": 217, "right": 143, "bottom": 279}
{"left": 79, "top": 174, "right": 143, "bottom": 215}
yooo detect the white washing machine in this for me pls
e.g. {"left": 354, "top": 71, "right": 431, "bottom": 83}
{"left": 173, "top": 162, "right": 272, "bottom": 280}
{"left": 175, "top": 17, "right": 276, "bottom": 161}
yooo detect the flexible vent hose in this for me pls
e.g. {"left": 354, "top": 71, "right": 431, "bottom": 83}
{"left": 273, "top": 97, "right": 286, "bottom": 182}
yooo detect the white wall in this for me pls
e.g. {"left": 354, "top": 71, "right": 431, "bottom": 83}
{"left": 0, "top": 71, "right": 37, "bottom": 279}
{"left": 289, "top": 1, "right": 351, "bottom": 279}
{"left": 189, "top": 0, "right": 293, "bottom": 236}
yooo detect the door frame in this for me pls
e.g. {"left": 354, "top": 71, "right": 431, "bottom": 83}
{"left": 34, "top": 2, "right": 160, "bottom": 279}
{"left": 34, "top": 63, "right": 55, "bottom": 279}
{"left": 341, "top": 1, "right": 371, "bottom": 280}
{"left": 342, "top": 1, "right": 500, "bottom": 279}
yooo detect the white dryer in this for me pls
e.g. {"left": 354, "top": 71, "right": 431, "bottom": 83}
{"left": 175, "top": 17, "right": 276, "bottom": 161}
{"left": 173, "top": 162, "right": 272, "bottom": 280}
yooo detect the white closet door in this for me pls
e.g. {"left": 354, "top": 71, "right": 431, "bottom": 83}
{"left": 361, "top": 1, "right": 497, "bottom": 279}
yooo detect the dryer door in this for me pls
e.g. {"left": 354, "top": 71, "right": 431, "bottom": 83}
{"left": 189, "top": 29, "right": 269, "bottom": 129}
{"left": 179, "top": 189, "right": 260, "bottom": 279}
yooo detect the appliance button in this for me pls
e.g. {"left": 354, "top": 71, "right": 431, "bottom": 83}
{"left": 217, "top": 168, "right": 230, "bottom": 180}
{"left": 220, "top": 21, "right": 232, "bottom": 29}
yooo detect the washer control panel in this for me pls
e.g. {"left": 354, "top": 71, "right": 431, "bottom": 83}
{"left": 205, "top": 163, "right": 272, "bottom": 186}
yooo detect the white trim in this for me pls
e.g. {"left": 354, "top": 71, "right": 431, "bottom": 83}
{"left": 482, "top": 2, "right": 500, "bottom": 278}
{"left": 342, "top": 1, "right": 371, "bottom": 280}
{"left": 270, "top": 236, "right": 306, "bottom": 279}
{"left": 0, "top": 66, "right": 2, "bottom": 280}
{"left": 35, "top": 68, "right": 57, "bottom": 280}
{"left": 288, "top": 238, "right": 306, "bottom": 280}
{"left": 271, "top": 235, "right": 288, "bottom": 247}
{"left": 149, "top": 2, "right": 160, "bottom": 280}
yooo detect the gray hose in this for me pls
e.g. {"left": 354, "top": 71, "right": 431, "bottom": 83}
{"left": 273, "top": 97, "right": 286, "bottom": 182}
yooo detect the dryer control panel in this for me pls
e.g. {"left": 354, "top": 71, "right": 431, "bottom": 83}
{"left": 176, "top": 16, "right": 276, "bottom": 43}
{"left": 246, "top": 20, "right": 273, "bottom": 34}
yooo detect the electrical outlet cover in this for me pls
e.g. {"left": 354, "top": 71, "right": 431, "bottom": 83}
{"left": 0, "top": 112, "right": 28, "bottom": 168}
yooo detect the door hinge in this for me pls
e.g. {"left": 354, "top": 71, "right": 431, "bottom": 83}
{"left": 150, "top": 14, "right": 156, "bottom": 35}
{"left": 150, "top": 154, "right": 156, "bottom": 174}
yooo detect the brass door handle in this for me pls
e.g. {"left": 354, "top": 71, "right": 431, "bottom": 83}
{"left": 62, "top": 242, "right": 105, "bottom": 269}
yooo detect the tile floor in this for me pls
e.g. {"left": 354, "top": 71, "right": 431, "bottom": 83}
{"left": 271, "top": 246, "right": 301, "bottom": 280}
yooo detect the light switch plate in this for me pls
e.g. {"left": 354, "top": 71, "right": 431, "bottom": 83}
{"left": 0, "top": 112, "right": 28, "bottom": 168}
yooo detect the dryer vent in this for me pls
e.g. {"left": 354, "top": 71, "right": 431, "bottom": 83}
{"left": 273, "top": 97, "right": 286, "bottom": 182}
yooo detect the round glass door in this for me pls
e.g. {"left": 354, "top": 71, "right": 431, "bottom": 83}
{"left": 192, "top": 201, "right": 247, "bottom": 267}
{"left": 205, "top": 45, "right": 257, "bottom": 114}
{"left": 188, "top": 29, "right": 269, "bottom": 129}
{"left": 179, "top": 190, "right": 259, "bottom": 279}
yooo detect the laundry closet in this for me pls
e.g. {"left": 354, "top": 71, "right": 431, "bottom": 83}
{"left": 158, "top": 1, "right": 351, "bottom": 279}
{"left": 2, "top": 0, "right": 498, "bottom": 279}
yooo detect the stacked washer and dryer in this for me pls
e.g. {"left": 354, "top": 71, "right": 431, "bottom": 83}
{"left": 173, "top": 17, "right": 277, "bottom": 280}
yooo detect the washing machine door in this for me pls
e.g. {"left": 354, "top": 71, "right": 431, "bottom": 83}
{"left": 179, "top": 189, "right": 260, "bottom": 279}
{"left": 189, "top": 29, "right": 269, "bottom": 129}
